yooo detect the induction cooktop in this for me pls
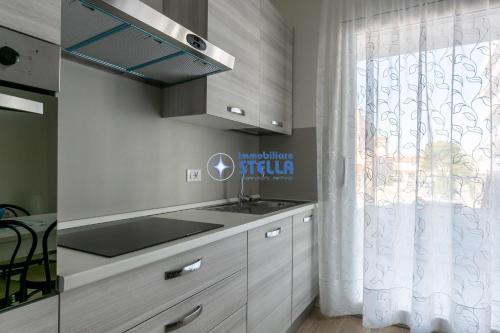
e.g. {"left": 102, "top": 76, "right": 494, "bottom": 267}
{"left": 58, "top": 217, "right": 224, "bottom": 258}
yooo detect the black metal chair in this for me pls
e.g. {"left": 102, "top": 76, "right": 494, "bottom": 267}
{"left": 0, "top": 220, "right": 37, "bottom": 308}
{"left": 26, "top": 221, "right": 57, "bottom": 296}
{"left": 0, "top": 204, "right": 30, "bottom": 218}
{"left": 0, "top": 209, "right": 42, "bottom": 277}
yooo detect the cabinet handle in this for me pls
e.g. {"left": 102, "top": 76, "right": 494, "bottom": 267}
{"left": 227, "top": 106, "right": 245, "bottom": 116}
{"left": 303, "top": 216, "right": 312, "bottom": 223}
{"left": 165, "top": 258, "right": 202, "bottom": 280}
{"left": 164, "top": 305, "right": 203, "bottom": 332}
{"left": 271, "top": 120, "right": 283, "bottom": 127}
{"left": 0, "top": 93, "right": 43, "bottom": 114}
{"left": 265, "top": 228, "right": 281, "bottom": 238}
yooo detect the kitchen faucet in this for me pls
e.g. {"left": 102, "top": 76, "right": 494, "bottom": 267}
{"left": 238, "top": 173, "right": 251, "bottom": 204}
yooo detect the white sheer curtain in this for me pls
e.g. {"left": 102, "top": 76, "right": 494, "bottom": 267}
{"left": 316, "top": 0, "right": 500, "bottom": 332}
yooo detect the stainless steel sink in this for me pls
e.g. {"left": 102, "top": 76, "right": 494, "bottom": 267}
{"left": 199, "top": 199, "right": 308, "bottom": 215}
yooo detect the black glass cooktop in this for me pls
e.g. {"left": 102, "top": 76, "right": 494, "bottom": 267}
{"left": 58, "top": 217, "right": 223, "bottom": 258}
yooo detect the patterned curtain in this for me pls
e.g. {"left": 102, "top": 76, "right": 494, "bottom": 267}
{"left": 317, "top": 0, "right": 500, "bottom": 332}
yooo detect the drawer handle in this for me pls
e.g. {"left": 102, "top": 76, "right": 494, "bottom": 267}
{"left": 303, "top": 216, "right": 312, "bottom": 223}
{"left": 0, "top": 93, "right": 43, "bottom": 114}
{"left": 265, "top": 228, "right": 281, "bottom": 238}
{"left": 227, "top": 106, "right": 245, "bottom": 116}
{"left": 164, "top": 305, "right": 203, "bottom": 332}
{"left": 164, "top": 258, "right": 202, "bottom": 280}
{"left": 271, "top": 120, "right": 283, "bottom": 127}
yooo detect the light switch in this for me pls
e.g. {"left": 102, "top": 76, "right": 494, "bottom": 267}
{"left": 186, "top": 169, "right": 202, "bottom": 182}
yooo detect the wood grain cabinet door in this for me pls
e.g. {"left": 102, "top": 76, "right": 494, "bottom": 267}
{"left": 206, "top": 0, "right": 260, "bottom": 127}
{"left": 0, "top": 0, "right": 61, "bottom": 45}
{"left": 60, "top": 234, "right": 247, "bottom": 333}
{"left": 127, "top": 269, "right": 247, "bottom": 333}
{"left": 247, "top": 217, "right": 292, "bottom": 333}
{"left": 208, "top": 306, "right": 247, "bottom": 333}
{"left": 0, "top": 296, "right": 58, "bottom": 333}
{"left": 292, "top": 210, "right": 319, "bottom": 321}
{"left": 259, "top": 0, "right": 293, "bottom": 135}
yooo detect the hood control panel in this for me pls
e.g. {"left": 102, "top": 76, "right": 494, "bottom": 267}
{"left": 186, "top": 34, "right": 207, "bottom": 51}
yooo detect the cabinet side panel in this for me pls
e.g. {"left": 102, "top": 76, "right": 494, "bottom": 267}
{"left": 163, "top": 0, "right": 208, "bottom": 38}
{"left": 163, "top": 78, "right": 207, "bottom": 117}
{"left": 0, "top": 0, "right": 61, "bottom": 45}
{"left": 0, "top": 296, "right": 59, "bottom": 333}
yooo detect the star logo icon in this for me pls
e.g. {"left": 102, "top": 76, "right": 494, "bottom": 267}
{"left": 207, "top": 153, "right": 235, "bottom": 181}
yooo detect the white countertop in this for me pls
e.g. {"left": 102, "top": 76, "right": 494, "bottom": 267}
{"left": 57, "top": 201, "right": 316, "bottom": 292}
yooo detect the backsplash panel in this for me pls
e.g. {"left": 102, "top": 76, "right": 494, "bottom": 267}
{"left": 58, "top": 59, "right": 258, "bottom": 223}
{"left": 259, "top": 127, "right": 317, "bottom": 201}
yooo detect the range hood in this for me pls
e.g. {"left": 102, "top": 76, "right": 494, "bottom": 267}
{"left": 62, "top": 0, "right": 235, "bottom": 87}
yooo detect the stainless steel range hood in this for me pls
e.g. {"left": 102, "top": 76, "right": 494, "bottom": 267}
{"left": 62, "top": 0, "right": 235, "bottom": 87}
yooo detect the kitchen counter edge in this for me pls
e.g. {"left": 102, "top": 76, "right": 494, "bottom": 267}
{"left": 57, "top": 202, "right": 317, "bottom": 292}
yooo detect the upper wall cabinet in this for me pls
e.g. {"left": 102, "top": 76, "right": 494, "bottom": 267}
{"left": 162, "top": 0, "right": 292, "bottom": 135}
{"left": 0, "top": 0, "right": 61, "bottom": 45}
{"left": 206, "top": 0, "right": 261, "bottom": 128}
{"left": 259, "top": 0, "right": 293, "bottom": 135}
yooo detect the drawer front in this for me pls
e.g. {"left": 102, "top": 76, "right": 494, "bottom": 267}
{"left": 292, "top": 210, "right": 319, "bottom": 321}
{"left": 127, "top": 269, "right": 247, "bottom": 333}
{"left": 60, "top": 233, "right": 247, "bottom": 333}
{"left": 206, "top": 0, "right": 260, "bottom": 127}
{"left": 247, "top": 217, "right": 292, "bottom": 333}
{"left": 0, "top": 295, "right": 58, "bottom": 333}
{"left": 208, "top": 306, "right": 246, "bottom": 333}
{"left": 0, "top": 0, "right": 61, "bottom": 45}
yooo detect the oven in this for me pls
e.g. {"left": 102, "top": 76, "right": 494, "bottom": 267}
{"left": 0, "top": 24, "right": 59, "bottom": 310}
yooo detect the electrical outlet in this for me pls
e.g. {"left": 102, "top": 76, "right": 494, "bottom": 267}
{"left": 186, "top": 169, "right": 202, "bottom": 182}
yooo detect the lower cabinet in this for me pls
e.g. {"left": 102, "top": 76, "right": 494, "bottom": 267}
{"left": 0, "top": 295, "right": 58, "bottom": 333}
{"left": 58, "top": 209, "right": 318, "bottom": 333}
{"left": 60, "top": 234, "right": 247, "bottom": 333}
{"left": 247, "top": 217, "right": 293, "bottom": 333}
{"left": 292, "top": 210, "right": 319, "bottom": 321}
{"left": 208, "top": 306, "right": 247, "bottom": 333}
{"left": 126, "top": 269, "right": 247, "bottom": 333}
